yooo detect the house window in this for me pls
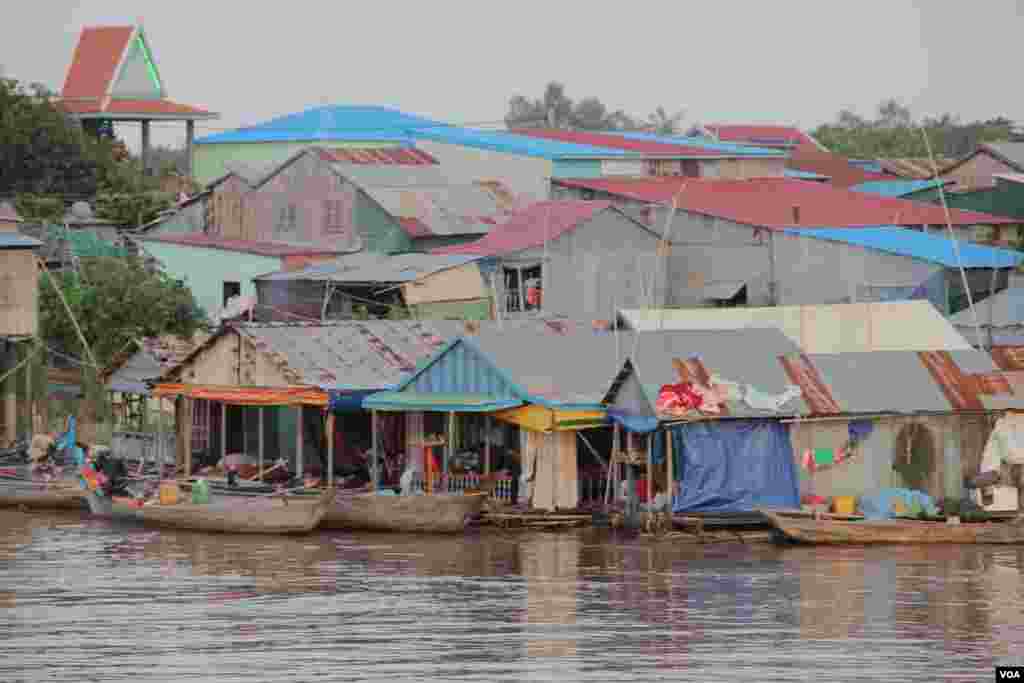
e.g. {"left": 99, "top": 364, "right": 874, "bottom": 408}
{"left": 223, "top": 281, "right": 241, "bottom": 307}
{"left": 503, "top": 264, "right": 543, "bottom": 313}
{"left": 275, "top": 203, "right": 298, "bottom": 237}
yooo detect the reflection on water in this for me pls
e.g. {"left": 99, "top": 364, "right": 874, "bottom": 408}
{"left": 1, "top": 508, "right": 1023, "bottom": 682}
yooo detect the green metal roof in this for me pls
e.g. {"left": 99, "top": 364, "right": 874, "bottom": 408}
{"left": 362, "top": 391, "right": 522, "bottom": 412}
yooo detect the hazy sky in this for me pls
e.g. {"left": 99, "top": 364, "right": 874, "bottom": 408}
{"left": 3, "top": 1, "right": 1023, "bottom": 149}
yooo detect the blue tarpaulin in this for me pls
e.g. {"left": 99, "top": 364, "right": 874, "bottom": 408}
{"left": 670, "top": 420, "right": 800, "bottom": 513}
{"left": 607, "top": 409, "right": 660, "bottom": 435}
{"left": 328, "top": 390, "right": 378, "bottom": 413}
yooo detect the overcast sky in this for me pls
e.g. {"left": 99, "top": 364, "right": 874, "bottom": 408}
{"left": 3, "top": 1, "right": 1023, "bottom": 149}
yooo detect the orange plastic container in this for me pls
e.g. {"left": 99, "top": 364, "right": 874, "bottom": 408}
{"left": 832, "top": 495, "right": 857, "bottom": 515}
{"left": 158, "top": 481, "right": 180, "bottom": 506}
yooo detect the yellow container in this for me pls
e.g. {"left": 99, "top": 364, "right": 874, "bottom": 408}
{"left": 832, "top": 495, "right": 857, "bottom": 516}
{"left": 159, "top": 481, "right": 180, "bottom": 506}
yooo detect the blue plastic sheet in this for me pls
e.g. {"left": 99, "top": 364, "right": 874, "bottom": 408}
{"left": 671, "top": 420, "right": 800, "bottom": 513}
{"left": 858, "top": 488, "right": 938, "bottom": 520}
{"left": 329, "top": 390, "right": 378, "bottom": 413}
{"left": 607, "top": 409, "right": 659, "bottom": 435}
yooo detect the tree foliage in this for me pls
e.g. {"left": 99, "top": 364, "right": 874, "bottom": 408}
{"left": 812, "top": 98, "right": 1014, "bottom": 158}
{"left": 39, "top": 257, "right": 206, "bottom": 370}
{"left": 505, "top": 81, "right": 684, "bottom": 134}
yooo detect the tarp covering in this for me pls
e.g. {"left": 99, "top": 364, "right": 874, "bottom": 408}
{"left": 858, "top": 488, "right": 938, "bottom": 520}
{"left": 363, "top": 391, "right": 522, "bottom": 413}
{"left": 328, "top": 390, "right": 379, "bottom": 413}
{"left": 152, "top": 383, "right": 328, "bottom": 406}
{"left": 669, "top": 420, "right": 800, "bottom": 513}
{"left": 493, "top": 404, "right": 607, "bottom": 432}
{"left": 607, "top": 408, "right": 659, "bottom": 434}
{"left": 980, "top": 412, "right": 1024, "bottom": 475}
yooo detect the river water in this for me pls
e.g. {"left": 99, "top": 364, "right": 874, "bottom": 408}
{"left": 1, "top": 508, "right": 1022, "bottom": 682}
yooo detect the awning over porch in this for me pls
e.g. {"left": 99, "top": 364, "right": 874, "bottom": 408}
{"left": 493, "top": 405, "right": 608, "bottom": 432}
{"left": 152, "top": 383, "right": 328, "bottom": 406}
{"left": 606, "top": 409, "right": 660, "bottom": 434}
{"left": 362, "top": 391, "right": 523, "bottom": 412}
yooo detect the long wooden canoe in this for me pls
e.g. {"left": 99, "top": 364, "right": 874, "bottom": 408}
{"left": 762, "top": 509, "right": 1024, "bottom": 545}
{"left": 322, "top": 491, "right": 486, "bottom": 533}
{"left": 0, "top": 479, "right": 86, "bottom": 510}
{"left": 86, "top": 488, "right": 335, "bottom": 535}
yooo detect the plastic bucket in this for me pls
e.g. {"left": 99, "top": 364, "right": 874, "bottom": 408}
{"left": 191, "top": 479, "right": 210, "bottom": 505}
{"left": 832, "top": 495, "right": 857, "bottom": 515}
{"left": 159, "top": 481, "right": 179, "bottom": 505}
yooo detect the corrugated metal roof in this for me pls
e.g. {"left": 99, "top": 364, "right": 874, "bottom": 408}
{"left": 431, "top": 201, "right": 612, "bottom": 256}
{"left": 195, "top": 106, "right": 436, "bottom": 145}
{"left": 552, "top": 177, "right": 1014, "bottom": 228}
{"left": 994, "top": 173, "right": 1024, "bottom": 185}
{"left": 618, "top": 301, "right": 974, "bottom": 353}
{"left": 319, "top": 147, "right": 437, "bottom": 165}
{"left": 850, "top": 179, "right": 948, "bottom": 197}
{"left": 0, "top": 233, "right": 42, "bottom": 248}
{"left": 701, "top": 124, "right": 817, "bottom": 148}
{"left": 105, "top": 334, "right": 210, "bottom": 394}
{"left": 787, "top": 146, "right": 891, "bottom": 188}
{"left": 511, "top": 128, "right": 785, "bottom": 158}
{"left": 876, "top": 158, "right": 952, "bottom": 179}
{"left": 335, "top": 163, "right": 509, "bottom": 237}
{"left": 61, "top": 26, "right": 134, "bottom": 100}
{"left": 409, "top": 126, "right": 635, "bottom": 159}
{"left": 254, "top": 252, "right": 481, "bottom": 283}
{"left": 786, "top": 227, "right": 1024, "bottom": 268}
{"left": 611, "top": 132, "right": 787, "bottom": 157}
{"left": 137, "top": 233, "right": 354, "bottom": 257}
{"left": 982, "top": 142, "right": 1024, "bottom": 171}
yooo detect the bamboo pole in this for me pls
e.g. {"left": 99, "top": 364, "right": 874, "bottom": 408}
{"left": 646, "top": 433, "right": 653, "bottom": 506}
{"left": 295, "top": 405, "right": 303, "bottom": 480}
{"left": 326, "top": 412, "right": 335, "bottom": 488}
{"left": 446, "top": 411, "right": 454, "bottom": 492}
{"left": 665, "top": 427, "right": 674, "bottom": 512}
{"left": 484, "top": 414, "right": 491, "bottom": 475}
{"left": 258, "top": 406, "right": 264, "bottom": 483}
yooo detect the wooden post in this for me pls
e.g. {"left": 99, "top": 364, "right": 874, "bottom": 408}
{"left": 258, "top": 406, "right": 264, "bottom": 482}
{"left": 646, "top": 433, "right": 653, "bottom": 506}
{"left": 664, "top": 427, "right": 673, "bottom": 512}
{"left": 371, "top": 409, "right": 379, "bottom": 492}
{"left": 484, "top": 415, "right": 492, "bottom": 475}
{"left": 181, "top": 397, "right": 193, "bottom": 480}
{"left": 446, "top": 411, "right": 454, "bottom": 492}
{"left": 221, "top": 402, "right": 228, "bottom": 467}
{"left": 326, "top": 411, "right": 335, "bottom": 488}
{"left": 185, "top": 120, "right": 195, "bottom": 179}
{"left": 517, "top": 267, "right": 527, "bottom": 313}
{"left": 295, "top": 405, "right": 303, "bottom": 480}
{"left": 141, "top": 120, "right": 151, "bottom": 177}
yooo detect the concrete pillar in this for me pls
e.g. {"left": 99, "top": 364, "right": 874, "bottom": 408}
{"left": 141, "top": 120, "right": 151, "bottom": 177}
{"left": 185, "top": 120, "right": 195, "bottom": 179}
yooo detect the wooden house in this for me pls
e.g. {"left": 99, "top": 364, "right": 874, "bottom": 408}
{"left": 939, "top": 143, "right": 1024, "bottom": 193}
{"left": 0, "top": 231, "right": 42, "bottom": 445}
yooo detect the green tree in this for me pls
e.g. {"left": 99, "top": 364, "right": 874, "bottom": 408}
{"left": 39, "top": 256, "right": 205, "bottom": 370}
{"left": 505, "top": 81, "right": 641, "bottom": 130}
{"left": 647, "top": 106, "right": 686, "bottom": 135}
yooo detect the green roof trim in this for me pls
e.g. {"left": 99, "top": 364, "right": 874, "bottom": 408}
{"left": 362, "top": 391, "right": 522, "bottom": 413}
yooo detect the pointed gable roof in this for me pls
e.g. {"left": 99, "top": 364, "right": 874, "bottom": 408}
{"left": 60, "top": 25, "right": 217, "bottom": 120}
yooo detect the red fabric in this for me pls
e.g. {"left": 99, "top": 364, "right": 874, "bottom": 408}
{"left": 551, "top": 177, "right": 1013, "bottom": 228}
{"left": 635, "top": 479, "right": 649, "bottom": 503}
{"left": 526, "top": 286, "right": 541, "bottom": 307}
{"left": 656, "top": 382, "right": 704, "bottom": 414}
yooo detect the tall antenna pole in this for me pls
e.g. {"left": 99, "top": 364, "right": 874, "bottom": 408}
{"left": 920, "top": 125, "right": 982, "bottom": 347}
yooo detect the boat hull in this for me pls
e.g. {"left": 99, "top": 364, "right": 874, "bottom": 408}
{"left": 323, "top": 492, "right": 486, "bottom": 533}
{"left": 0, "top": 480, "right": 86, "bottom": 510}
{"left": 86, "top": 489, "right": 334, "bottom": 535}
{"left": 762, "top": 510, "right": 1024, "bottom": 545}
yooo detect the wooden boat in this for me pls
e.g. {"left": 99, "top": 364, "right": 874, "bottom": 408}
{"left": 0, "top": 478, "right": 86, "bottom": 510}
{"left": 761, "top": 509, "right": 1024, "bottom": 545}
{"left": 322, "top": 491, "right": 486, "bottom": 533}
{"left": 85, "top": 488, "right": 335, "bottom": 535}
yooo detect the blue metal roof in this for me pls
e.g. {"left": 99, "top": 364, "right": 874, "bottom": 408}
{"left": 784, "top": 169, "right": 832, "bottom": 181}
{"left": 784, "top": 226, "right": 1024, "bottom": 268}
{"left": 848, "top": 159, "right": 885, "bottom": 173}
{"left": 610, "top": 132, "right": 787, "bottom": 158}
{"left": 408, "top": 126, "right": 635, "bottom": 159}
{"left": 195, "top": 105, "right": 439, "bottom": 145}
{"left": 0, "top": 233, "right": 42, "bottom": 248}
{"left": 850, "top": 179, "right": 947, "bottom": 198}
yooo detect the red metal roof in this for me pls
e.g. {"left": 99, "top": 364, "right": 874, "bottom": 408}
{"left": 431, "top": 201, "right": 612, "bottom": 256}
{"left": 917, "top": 351, "right": 985, "bottom": 410}
{"left": 319, "top": 147, "right": 438, "bottom": 165}
{"left": 512, "top": 128, "right": 728, "bottom": 157}
{"left": 58, "top": 25, "right": 214, "bottom": 119}
{"left": 61, "top": 26, "right": 134, "bottom": 100}
{"left": 779, "top": 354, "right": 842, "bottom": 415}
{"left": 704, "top": 124, "right": 814, "bottom": 147}
{"left": 552, "top": 177, "right": 1014, "bottom": 229}
{"left": 138, "top": 233, "right": 349, "bottom": 258}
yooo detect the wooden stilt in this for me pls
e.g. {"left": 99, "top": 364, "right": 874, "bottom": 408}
{"left": 484, "top": 415, "right": 491, "bottom": 475}
{"left": 326, "top": 411, "right": 335, "bottom": 488}
{"left": 295, "top": 405, "right": 303, "bottom": 480}
{"left": 258, "top": 406, "right": 264, "bottom": 483}
{"left": 371, "top": 409, "right": 379, "bottom": 492}
{"left": 221, "top": 402, "right": 227, "bottom": 469}
{"left": 446, "top": 411, "right": 454, "bottom": 492}
{"left": 646, "top": 434, "right": 653, "bottom": 507}
{"left": 665, "top": 427, "right": 673, "bottom": 512}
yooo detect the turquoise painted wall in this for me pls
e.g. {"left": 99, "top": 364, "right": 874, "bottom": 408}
{"left": 551, "top": 159, "right": 603, "bottom": 179}
{"left": 141, "top": 242, "right": 281, "bottom": 319}
{"left": 192, "top": 140, "right": 405, "bottom": 186}
{"left": 355, "top": 191, "right": 414, "bottom": 254}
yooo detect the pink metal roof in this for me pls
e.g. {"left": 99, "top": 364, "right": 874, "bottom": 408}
{"left": 431, "top": 201, "right": 612, "bottom": 256}
{"left": 704, "top": 124, "right": 814, "bottom": 147}
{"left": 319, "top": 147, "right": 438, "bottom": 165}
{"left": 553, "top": 177, "right": 1014, "bottom": 229}
{"left": 138, "top": 233, "right": 349, "bottom": 258}
{"left": 512, "top": 128, "right": 727, "bottom": 157}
